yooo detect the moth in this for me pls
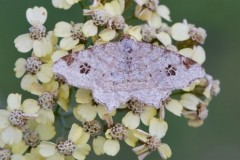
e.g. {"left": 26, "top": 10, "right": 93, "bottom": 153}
{"left": 53, "top": 37, "right": 205, "bottom": 111}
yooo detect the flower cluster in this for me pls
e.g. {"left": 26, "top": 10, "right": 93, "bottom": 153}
{"left": 0, "top": 0, "right": 220, "bottom": 159}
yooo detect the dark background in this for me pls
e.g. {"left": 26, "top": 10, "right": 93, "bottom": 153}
{"left": 0, "top": 0, "right": 239, "bottom": 159}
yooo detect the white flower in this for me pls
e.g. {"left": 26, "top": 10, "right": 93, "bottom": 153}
{"left": 180, "top": 93, "right": 202, "bottom": 111}
{"left": 52, "top": 0, "right": 80, "bottom": 9}
{"left": 39, "top": 124, "right": 90, "bottom": 160}
{"left": 14, "top": 7, "right": 54, "bottom": 57}
{"left": 179, "top": 46, "right": 206, "bottom": 64}
{"left": 0, "top": 94, "right": 37, "bottom": 145}
{"left": 171, "top": 22, "right": 190, "bottom": 41}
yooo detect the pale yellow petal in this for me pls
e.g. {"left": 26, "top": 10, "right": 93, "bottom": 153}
{"left": 148, "top": 12, "right": 162, "bottom": 28}
{"left": 104, "top": 0, "right": 122, "bottom": 16}
{"left": 188, "top": 119, "right": 204, "bottom": 127}
{"left": 35, "top": 124, "right": 56, "bottom": 140}
{"left": 75, "top": 89, "right": 92, "bottom": 103}
{"left": 82, "top": 20, "right": 98, "bottom": 37}
{"left": 11, "top": 154, "right": 26, "bottom": 160}
{"left": 137, "top": 8, "right": 152, "bottom": 21}
{"left": 51, "top": 50, "right": 68, "bottom": 62}
{"left": 156, "top": 5, "right": 171, "bottom": 21}
{"left": 165, "top": 99, "right": 183, "bottom": 116}
{"left": 26, "top": 6, "right": 47, "bottom": 26}
{"left": 158, "top": 143, "right": 172, "bottom": 159}
{"left": 73, "top": 144, "right": 91, "bottom": 159}
{"left": 22, "top": 99, "right": 40, "bottom": 114}
{"left": 73, "top": 106, "right": 85, "bottom": 122}
{"left": 33, "top": 39, "right": 53, "bottom": 57}
{"left": 75, "top": 131, "right": 90, "bottom": 145}
{"left": 93, "top": 136, "right": 106, "bottom": 155}
{"left": 133, "top": 129, "right": 149, "bottom": 142}
{"left": 149, "top": 118, "right": 168, "bottom": 139}
{"left": 54, "top": 21, "right": 72, "bottom": 37}
{"left": 39, "top": 141, "right": 57, "bottom": 157}
{"left": 192, "top": 45, "right": 206, "bottom": 64}
{"left": 36, "top": 109, "right": 55, "bottom": 124}
{"left": 99, "top": 29, "right": 116, "bottom": 42}
{"left": 0, "top": 110, "right": 10, "bottom": 129}
{"left": 77, "top": 104, "right": 97, "bottom": 121}
{"left": 72, "top": 44, "right": 85, "bottom": 52}
{"left": 60, "top": 37, "right": 79, "bottom": 50}
{"left": 2, "top": 126, "right": 22, "bottom": 145}
{"left": 103, "top": 139, "right": 120, "bottom": 156}
{"left": 66, "top": 0, "right": 80, "bottom": 5}
{"left": 52, "top": 0, "right": 71, "bottom": 9}
{"left": 180, "top": 93, "right": 201, "bottom": 111}
{"left": 21, "top": 74, "right": 38, "bottom": 92}
{"left": 47, "top": 152, "right": 64, "bottom": 160}
{"left": 46, "top": 31, "right": 58, "bottom": 46}
{"left": 97, "top": 105, "right": 116, "bottom": 120}
{"left": 36, "top": 63, "right": 53, "bottom": 83}
{"left": 14, "top": 34, "right": 33, "bottom": 53}
{"left": 12, "top": 140, "right": 29, "bottom": 154}
{"left": 68, "top": 124, "right": 83, "bottom": 143}
{"left": 171, "top": 23, "right": 190, "bottom": 41}
{"left": 14, "top": 58, "right": 27, "bottom": 78}
{"left": 127, "top": 26, "right": 142, "bottom": 41}
{"left": 122, "top": 111, "right": 140, "bottom": 129}
{"left": 178, "top": 48, "right": 194, "bottom": 58}
{"left": 7, "top": 93, "right": 22, "bottom": 111}
{"left": 156, "top": 32, "right": 172, "bottom": 46}
{"left": 140, "top": 106, "right": 157, "bottom": 125}
{"left": 124, "top": 130, "right": 138, "bottom": 147}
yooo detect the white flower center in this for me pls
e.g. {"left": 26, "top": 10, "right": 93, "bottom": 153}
{"left": 82, "top": 120, "right": 101, "bottom": 137}
{"left": 0, "top": 148, "right": 11, "bottom": 160}
{"left": 189, "top": 26, "right": 207, "bottom": 44}
{"left": 23, "top": 130, "right": 40, "bottom": 147}
{"left": 25, "top": 57, "right": 42, "bottom": 74}
{"left": 128, "top": 100, "right": 146, "bottom": 114}
{"left": 38, "top": 92, "right": 56, "bottom": 110}
{"left": 92, "top": 9, "right": 110, "bottom": 26}
{"left": 8, "top": 110, "right": 27, "bottom": 127}
{"left": 141, "top": 24, "right": 156, "bottom": 42}
{"left": 29, "top": 25, "right": 46, "bottom": 40}
{"left": 71, "top": 23, "right": 86, "bottom": 41}
{"left": 109, "top": 123, "right": 127, "bottom": 141}
{"left": 146, "top": 136, "right": 160, "bottom": 151}
{"left": 57, "top": 140, "right": 76, "bottom": 156}
{"left": 108, "top": 15, "right": 125, "bottom": 30}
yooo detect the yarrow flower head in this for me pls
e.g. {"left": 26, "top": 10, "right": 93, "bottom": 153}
{"left": 0, "top": 1, "right": 220, "bottom": 160}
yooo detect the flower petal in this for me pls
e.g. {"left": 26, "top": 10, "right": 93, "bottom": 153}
{"left": 73, "top": 144, "right": 91, "bottom": 159}
{"left": 22, "top": 99, "right": 40, "bottom": 114}
{"left": 124, "top": 129, "right": 138, "bottom": 147}
{"left": 140, "top": 106, "right": 157, "bottom": 125}
{"left": 104, "top": 0, "right": 122, "bottom": 16}
{"left": 122, "top": 111, "right": 140, "bottom": 129}
{"left": 171, "top": 22, "right": 190, "bottom": 41}
{"left": 77, "top": 104, "right": 97, "bottom": 121}
{"left": 75, "top": 89, "right": 92, "bottom": 104}
{"left": 12, "top": 140, "right": 29, "bottom": 154}
{"left": 148, "top": 12, "right": 162, "bottom": 28}
{"left": 157, "top": 5, "right": 171, "bottom": 21}
{"left": 14, "top": 34, "right": 33, "bottom": 53}
{"left": 97, "top": 105, "right": 116, "bottom": 120}
{"left": 180, "top": 93, "right": 201, "bottom": 111}
{"left": 54, "top": 21, "right": 72, "bottom": 37}
{"left": 7, "top": 93, "right": 22, "bottom": 111}
{"left": 36, "top": 109, "right": 55, "bottom": 124}
{"left": 0, "top": 110, "right": 10, "bottom": 129}
{"left": 99, "top": 29, "right": 116, "bottom": 42}
{"left": 68, "top": 124, "right": 83, "bottom": 143}
{"left": 51, "top": 50, "right": 68, "bottom": 62}
{"left": 39, "top": 141, "right": 57, "bottom": 157}
{"left": 14, "top": 58, "right": 27, "bottom": 78}
{"left": 103, "top": 139, "right": 120, "bottom": 156}
{"left": 52, "top": 0, "right": 71, "bottom": 9}
{"left": 149, "top": 118, "right": 168, "bottom": 139}
{"left": 2, "top": 126, "right": 22, "bottom": 145}
{"left": 165, "top": 99, "right": 183, "bottom": 116}
{"left": 33, "top": 39, "right": 53, "bottom": 57}
{"left": 156, "top": 32, "right": 172, "bottom": 46}
{"left": 35, "top": 123, "right": 56, "bottom": 140}
{"left": 60, "top": 37, "right": 79, "bottom": 50}
{"left": 20, "top": 74, "right": 38, "bottom": 92}
{"left": 192, "top": 45, "right": 206, "bottom": 64}
{"left": 26, "top": 6, "right": 47, "bottom": 26}
{"left": 158, "top": 143, "right": 172, "bottom": 159}
{"left": 36, "top": 63, "right": 53, "bottom": 83}
{"left": 93, "top": 136, "right": 106, "bottom": 155}
{"left": 82, "top": 20, "right": 98, "bottom": 37}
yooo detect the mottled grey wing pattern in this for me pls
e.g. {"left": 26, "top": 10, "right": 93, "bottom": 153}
{"left": 53, "top": 38, "right": 205, "bottom": 111}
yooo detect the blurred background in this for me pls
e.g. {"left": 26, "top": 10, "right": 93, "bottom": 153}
{"left": 0, "top": 0, "right": 239, "bottom": 159}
